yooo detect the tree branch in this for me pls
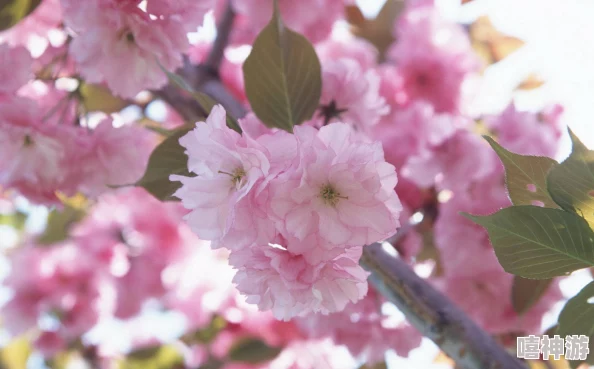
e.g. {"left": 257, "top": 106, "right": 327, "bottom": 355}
{"left": 204, "top": 0, "right": 235, "bottom": 73}
{"left": 360, "top": 243, "right": 527, "bottom": 369}
{"left": 153, "top": 0, "right": 245, "bottom": 123}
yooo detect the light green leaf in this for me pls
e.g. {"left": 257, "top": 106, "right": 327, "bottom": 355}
{"left": 0, "top": 211, "right": 27, "bottom": 230}
{"left": 484, "top": 136, "right": 559, "bottom": 208}
{"left": 511, "top": 276, "right": 553, "bottom": 314}
{"left": 463, "top": 205, "right": 594, "bottom": 279}
{"left": 547, "top": 129, "right": 594, "bottom": 228}
{"left": 118, "top": 345, "right": 183, "bottom": 369}
{"left": 228, "top": 337, "right": 282, "bottom": 364}
{"left": 0, "top": 337, "right": 31, "bottom": 369}
{"left": 0, "top": 0, "right": 41, "bottom": 31}
{"left": 78, "top": 82, "right": 128, "bottom": 113}
{"left": 135, "top": 127, "right": 195, "bottom": 201}
{"left": 242, "top": 1, "right": 322, "bottom": 132}
{"left": 556, "top": 281, "right": 594, "bottom": 369}
{"left": 160, "top": 65, "right": 242, "bottom": 134}
{"left": 181, "top": 315, "right": 227, "bottom": 345}
{"left": 38, "top": 195, "right": 88, "bottom": 245}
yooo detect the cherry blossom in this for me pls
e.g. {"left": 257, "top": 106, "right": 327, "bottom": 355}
{"left": 387, "top": 0, "right": 481, "bottom": 114}
{"left": 316, "top": 58, "right": 388, "bottom": 130}
{"left": 269, "top": 123, "right": 402, "bottom": 250}
{"left": 222, "top": 0, "right": 345, "bottom": 45}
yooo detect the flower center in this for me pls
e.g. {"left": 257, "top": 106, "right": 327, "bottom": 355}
{"left": 23, "top": 134, "right": 33, "bottom": 147}
{"left": 219, "top": 167, "right": 247, "bottom": 188}
{"left": 319, "top": 184, "right": 347, "bottom": 206}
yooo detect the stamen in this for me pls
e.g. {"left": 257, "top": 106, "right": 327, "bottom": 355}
{"left": 319, "top": 184, "right": 347, "bottom": 206}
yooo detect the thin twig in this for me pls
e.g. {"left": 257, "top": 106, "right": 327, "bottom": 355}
{"left": 204, "top": 0, "right": 235, "bottom": 72}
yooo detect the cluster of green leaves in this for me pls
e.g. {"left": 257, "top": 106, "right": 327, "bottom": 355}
{"left": 465, "top": 131, "right": 594, "bottom": 368}
{"left": 136, "top": 0, "right": 323, "bottom": 200}
{"left": 0, "top": 0, "right": 41, "bottom": 31}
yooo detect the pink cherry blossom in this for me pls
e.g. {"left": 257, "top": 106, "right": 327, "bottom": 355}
{"left": 484, "top": 102, "right": 564, "bottom": 157}
{"left": 229, "top": 243, "right": 369, "bottom": 320}
{"left": 0, "top": 97, "right": 81, "bottom": 203}
{"left": 268, "top": 339, "right": 357, "bottom": 369}
{"left": 269, "top": 123, "right": 402, "bottom": 250}
{"left": 61, "top": 0, "right": 209, "bottom": 98}
{"left": 401, "top": 129, "right": 500, "bottom": 191}
{"left": 72, "top": 188, "right": 190, "bottom": 318}
{"left": 171, "top": 105, "right": 271, "bottom": 248}
{"left": 34, "top": 331, "right": 67, "bottom": 358}
{"left": 0, "top": 44, "right": 33, "bottom": 94}
{"left": 316, "top": 38, "right": 379, "bottom": 70}
{"left": 2, "top": 243, "right": 114, "bottom": 341}
{"left": 438, "top": 269, "right": 562, "bottom": 335}
{"left": 297, "top": 286, "right": 422, "bottom": 363}
{"left": 316, "top": 58, "right": 388, "bottom": 131}
{"left": 78, "top": 119, "right": 156, "bottom": 196}
{"left": 222, "top": 0, "right": 345, "bottom": 45}
{"left": 387, "top": 0, "right": 481, "bottom": 114}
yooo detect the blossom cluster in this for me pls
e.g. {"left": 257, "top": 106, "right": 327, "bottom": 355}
{"left": 172, "top": 105, "right": 403, "bottom": 320}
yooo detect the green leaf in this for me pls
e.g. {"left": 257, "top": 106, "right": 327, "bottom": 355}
{"left": 0, "top": 337, "right": 31, "bottom": 369}
{"left": 181, "top": 315, "right": 227, "bottom": 345}
{"left": 511, "top": 276, "right": 553, "bottom": 314}
{"left": 484, "top": 136, "right": 559, "bottom": 208}
{"left": 38, "top": 196, "right": 88, "bottom": 245}
{"left": 358, "top": 361, "right": 388, "bottom": 369}
{"left": 134, "top": 127, "right": 195, "bottom": 201}
{"left": 228, "top": 338, "right": 282, "bottom": 364}
{"left": 242, "top": 1, "right": 322, "bottom": 132}
{"left": 160, "top": 64, "right": 242, "bottom": 134}
{"left": 118, "top": 345, "right": 184, "bottom": 369}
{"left": 0, "top": 0, "right": 42, "bottom": 31}
{"left": 78, "top": 82, "right": 128, "bottom": 113}
{"left": 547, "top": 129, "right": 594, "bottom": 228}
{"left": 463, "top": 205, "right": 594, "bottom": 279}
{"left": 347, "top": 0, "right": 405, "bottom": 60}
{"left": 0, "top": 211, "right": 27, "bottom": 230}
{"left": 557, "top": 281, "right": 594, "bottom": 369}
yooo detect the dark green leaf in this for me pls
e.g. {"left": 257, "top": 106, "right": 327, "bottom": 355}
{"left": 228, "top": 338, "right": 282, "bottom": 364}
{"left": 118, "top": 345, "right": 184, "bottom": 369}
{"left": 463, "top": 206, "right": 594, "bottom": 279}
{"left": 242, "top": 1, "right": 322, "bottom": 132}
{"left": 547, "top": 129, "right": 594, "bottom": 228}
{"left": 135, "top": 127, "right": 195, "bottom": 201}
{"left": 0, "top": 0, "right": 42, "bottom": 31}
{"left": 347, "top": 0, "right": 405, "bottom": 60}
{"left": 511, "top": 276, "right": 553, "bottom": 314}
{"left": 160, "top": 65, "right": 242, "bottom": 134}
{"left": 484, "top": 136, "right": 559, "bottom": 208}
{"left": 557, "top": 281, "right": 594, "bottom": 369}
